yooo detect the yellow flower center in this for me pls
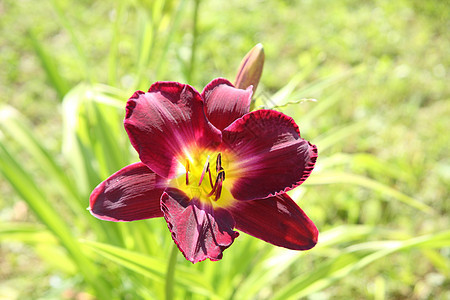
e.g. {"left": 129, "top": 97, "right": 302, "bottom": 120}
{"left": 171, "top": 148, "right": 236, "bottom": 208}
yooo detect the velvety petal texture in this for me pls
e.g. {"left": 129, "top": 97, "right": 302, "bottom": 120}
{"left": 124, "top": 83, "right": 222, "bottom": 178}
{"left": 202, "top": 78, "right": 252, "bottom": 131}
{"left": 89, "top": 162, "right": 167, "bottom": 221}
{"left": 161, "top": 188, "right": 239, "bottom": 263}
{"left": 223, "top": 109, "right": 318, "bottom": 200}
{"left": 90, "top": 77, "right": 319, "bottom": 264}
{"left": 228, "top": 193, "right": 318, "bottom": 250}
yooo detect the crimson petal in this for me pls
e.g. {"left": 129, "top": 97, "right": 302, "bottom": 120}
{"left": 223, "top": 109, "right": 318, "bottom": 200}
{"left": 124, "top": 83, "right": 222, "bottom": 179}
{"left": 161, "top": 188, "right": 239, "bottom": 263}
{"left": 202, "top": 78, "right": 253, "bottom": 131}
{"left": 228, "top": 193, "right": 318, "bottom": 250}
{"left": 89, "top": 162, "right": 167, "bottom": 221}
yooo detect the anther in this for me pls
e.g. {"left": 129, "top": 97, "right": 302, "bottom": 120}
{"left": 216, "top": 153, "right": 222, "bottom": 173}
{"left": 218, "top": 167, "right": 225, "bottom": 181}
{"left": 207, "top": 166, "right": 226, "bottom": 201}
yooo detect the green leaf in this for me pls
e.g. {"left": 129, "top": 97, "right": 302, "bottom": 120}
{"left": 305, "top": 171, "right": 434, "bottom": 214}
{"left": 272, "top": 230, "right": 450, "bottom": 300}
{"left": 0, "top": 222, "right": 56, "bottom": 245}
{"left": 81, "top": 240, "right": 219, "bottom": 299}
{"left": 48, "top": 0, "right": 93, "bottom": 82}
{"left": 233, "top": 225, "right": 376, "bottom": 299}
{"left": 27, "top": 30, "right": 70, "bottom": 99}
{"left": 0, "top": 106, "right": 86, "bottom": 214}
{"left": 314, "top": 120, "right": 368, "bottom": 152}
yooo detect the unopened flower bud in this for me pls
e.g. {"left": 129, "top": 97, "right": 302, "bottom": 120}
{"left": 234, "top": 43, "right": 264, "bottom": 93}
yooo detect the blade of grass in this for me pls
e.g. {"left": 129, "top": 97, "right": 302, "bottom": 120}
{"left": 81, "top": 240, "right": 219, "bottom": 299}
{"left": 89, "top": 101, "right": 128, "bottom": 177}
{"left": 313, "top": 120, "right": 368, "bottom": 153}
{"left": 305, "top": 171, "right": 434, "bottom": 213}
{"left": 295, "top": 65, "right": 363, "bottom": 98}
{"left": 0, "top": 107, "right": 86, "bottom": 214}
{"left": 232, "top": 225, "right": 376, "bottom": 299}
{"left": 257, "top": 73, "right": 309, "bottom": 110}
{"left": 135, "top": 16, "right": 154, "bottom": 87}
{"left": 27, "top": 30, "right": 70, "bottom": 99}
{"left": 272, "top": 230, "right": 450, "bottom": 300}
{"left": 422, "top": 249, "right": 450, "bottom": 276}
{"left": 186, "top": 0, "right": 201, "bottom": 83}
{"left": 256, "top": 67, "right": 360, "bottom": 111}
{"left": 0, "top": 222, "right": 77, "bottom": 274}
{"left": 0, "top": 140, "right": 112, "bottom": 298}
{"left": 107, "top": 1, "right": 125, "bottom": 86}
{"left": 48, "top": 0, "right": 93, "bottom": 82}
{"left": 154, "top": 0, "right": 188, "bottom": 79}
{"left": 165, "top": 244, "right": 178, "bottom": 300}
{"left": 318, "top": 153, "right": 414, "bottom": 183}
{"left": 0, "top": 222, "right": 56, "bottom": 245}
{"left": 61, "top": 85, "right": 131, "bottom": 244}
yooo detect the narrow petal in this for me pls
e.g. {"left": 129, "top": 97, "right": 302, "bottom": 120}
{"left": 161, "top": 188, "right": 239, "bottom": 263}
{"left": 228, "top": 193, "right": 318, "bottom": 250}
{"left": 202, "top": 78, "right": 252, "bottom": 131}
{"left": 222, "top": 109, "right": 318, "bottom": 200}
{"left": 89, "top": 162, "right": 167, "bottom": 221}
{"left": 124, "top": 82, "right": 222, "bottom": 179}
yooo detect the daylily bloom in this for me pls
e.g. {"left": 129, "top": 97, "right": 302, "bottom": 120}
{"left": 89, "top": 78, "right": 318, "bottom": 263}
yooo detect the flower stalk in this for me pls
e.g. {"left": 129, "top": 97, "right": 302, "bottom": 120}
{"left": 165, "top": 243, "right": 178, "bottom": 300}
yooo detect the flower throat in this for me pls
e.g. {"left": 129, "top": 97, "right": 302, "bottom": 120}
{"left": 185, "top": 153, "right": 225, "bottom": 201}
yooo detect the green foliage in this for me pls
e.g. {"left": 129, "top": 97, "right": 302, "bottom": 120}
{"left": 0, "top": 0, "right": 448, "bottom": 299}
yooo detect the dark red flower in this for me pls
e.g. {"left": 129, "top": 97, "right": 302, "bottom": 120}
{"left": 89, "top": 78, "right": 318, "bottom": 263}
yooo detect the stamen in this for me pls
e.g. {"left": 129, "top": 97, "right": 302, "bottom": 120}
{"left": 209, "top": 154, "right": 226, "bottom": 201}
{"left": 184, "top": 152, "right": 227, "bottom": 201}
{"left": 185, "top": 160, "right": 190, "bottom": 185}
{"left": 216, "top": 153, "right": 222, "bottom": 173}
{"left": 208, "top": 167, "right": 214, "bottom": 188}
{"left": 207, "top": 167, "right": 226, "bottom": 201}
{"left": 215, "top": 179, "right": 223, "bottom": 201}
{"left": 206, "top": 178, "right": 217, "bottom": 197}
{"left": 198, "top": 157, "right": 210, "bottom": 186}
{"left": 219, "top": 167, "right": 225, "bottom": 181}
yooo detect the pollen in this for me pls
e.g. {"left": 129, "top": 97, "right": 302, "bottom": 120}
{"left": 172, "top": 149, "right": 236, "bottom": 208}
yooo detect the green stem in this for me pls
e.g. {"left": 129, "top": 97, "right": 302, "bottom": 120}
{"left": 165, "top": 243, "right": 178, "bottom": 300}
{"left": 188, "top": 0, "right": 201, "bottom": 83}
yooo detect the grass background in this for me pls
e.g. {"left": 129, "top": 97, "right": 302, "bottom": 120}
{"left": 0, "top": 0, "right": 449, "bottom": 299}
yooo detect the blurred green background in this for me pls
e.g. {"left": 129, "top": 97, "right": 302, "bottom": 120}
{"left": 0, "top": 0, "right": 449, "bottom": 299}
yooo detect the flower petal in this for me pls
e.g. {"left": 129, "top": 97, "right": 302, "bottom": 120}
{"left": 89, "top": 162, "right": 167, "bottom": 221}
{"left": 124, "top": 83, "right": 222, "bottom": 178}
{"left": 202, "top": 78, "right": 252, "bottom": 131}
{"left": 161, "top": 188, "right": 239, "bottom": 263}
{"left": 228, "top": 193, "right": 318, "bottom": 250}
{"left": 222, "top": 109, "right": 318, "bottom": 200}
